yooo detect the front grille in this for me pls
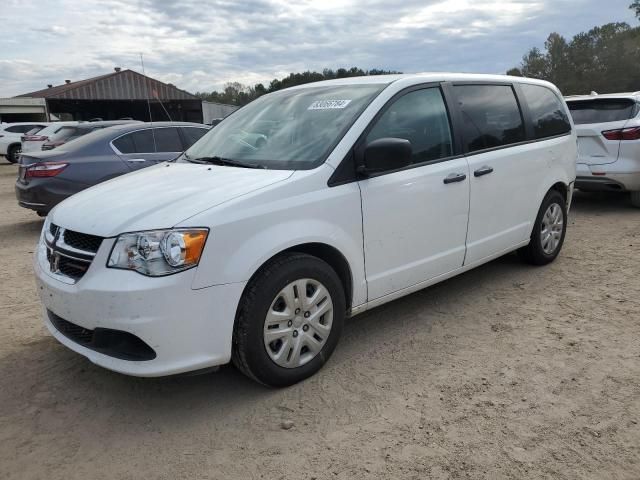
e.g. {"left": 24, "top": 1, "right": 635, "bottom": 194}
{"left": 47, "top": 248, "right": 90, "bottom": 280}
{"left": 46, "top": 224, "right": 104, "bottom": 283}
{"left": 48, "top": 311, "right": 156, "bottom": 361}
{"left": 62, "top": 229, "right": 102, "bottom": 253}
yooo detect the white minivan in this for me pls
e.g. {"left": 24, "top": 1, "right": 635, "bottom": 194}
{"left": 35, "top": 74, "right": 577, "bottom": 386}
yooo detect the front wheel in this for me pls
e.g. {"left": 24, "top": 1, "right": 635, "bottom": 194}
{"left": 232, "top": 253, "right": 345, "bottom": 387}
{"left": 519, "top": 190, "right": 567, "bottom": 265}
{"left": 630, "top": 191, "right": 640, "bottom": 208}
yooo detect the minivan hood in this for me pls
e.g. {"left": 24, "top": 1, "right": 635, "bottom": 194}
{"left": 49, "top": 163, "right": 294, "bottom": 237}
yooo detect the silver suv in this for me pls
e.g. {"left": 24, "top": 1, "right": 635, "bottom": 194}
{"left": 566, "top": 92, "right": 640, "bottom": 207}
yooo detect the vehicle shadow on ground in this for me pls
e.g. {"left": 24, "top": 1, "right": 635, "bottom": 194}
{"left": 0, "top": 218, "right": 43, "bottom": 239}
{"left": 570, "top": 190, "right": 635, "bottom": 213}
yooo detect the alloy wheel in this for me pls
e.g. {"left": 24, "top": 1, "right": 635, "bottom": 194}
{"left": 540, "top": 202, "right": 564, "bottom": 255}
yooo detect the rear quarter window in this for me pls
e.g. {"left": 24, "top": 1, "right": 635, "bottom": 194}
{"left": 6, "top": 125, "right": 37, "bottom": 133}
{"left": 50, "top": 126, "right": 88, "bottom": 141}
{"left": 567, "top": 99, "right": 637, "bottom": 125}
{"left": 520, "top": 84, "right": 571, "bottom": 138}
{"left": 112, "top": 133, "right": 135, "bottom": 154}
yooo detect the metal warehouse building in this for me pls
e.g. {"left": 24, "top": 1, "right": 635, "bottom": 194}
{"left": 16, "top": 68, "right": 204, "bottom": 123}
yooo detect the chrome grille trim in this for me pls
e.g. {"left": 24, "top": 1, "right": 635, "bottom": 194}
{"left": 45, "top": 225, "right": 104, "bottom": 284}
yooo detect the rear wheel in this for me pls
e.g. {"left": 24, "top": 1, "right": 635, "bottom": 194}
{"left": 519, "top": 189, "right": 567, "bottom": 265}
{"left": 232, "top": 253, "right": 345, "bottom": 387}
{"left": 630, "top": 191, "right": 640, "bottom": 208}
{"left": 6, "top": 144, "right": 21, "bottom": 163}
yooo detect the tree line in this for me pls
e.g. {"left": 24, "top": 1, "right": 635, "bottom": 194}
{"left": 507, "top": 3, "right": 640, "bottom": 94}
{"left": 195, "top": 67, "right": 401, "bottom": 106}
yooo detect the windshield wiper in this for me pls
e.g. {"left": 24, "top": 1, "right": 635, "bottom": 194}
{"left": 186, "top": 155, "right": 263, "bottom": 169}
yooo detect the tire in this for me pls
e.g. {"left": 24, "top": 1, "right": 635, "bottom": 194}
{"left": 232, "top": 253, "right": 345, "bottom": 387}
{"left": 518, "top": 189, "right": 567, "bottom": 266}
{"left": 631, "top": 191, "right": 640, "bottom": 208}
{"left": 6, "top": 144, "right": 21, "bottom": 163}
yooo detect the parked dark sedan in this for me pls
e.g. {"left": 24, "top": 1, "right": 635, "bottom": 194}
{"left": 15, "top": 122, "right": 209, "bottom": 215}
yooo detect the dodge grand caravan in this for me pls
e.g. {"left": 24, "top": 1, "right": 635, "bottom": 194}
{"left": 35, "top": 74, "right": 577, "bottom": 387}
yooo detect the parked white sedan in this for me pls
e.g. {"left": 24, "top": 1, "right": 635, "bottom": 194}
{"left": 21, "top": 121, "right": 80, "bottom": 154}
{"left": 0, "top": 122, "right": 48, "bottom": 162}
{"left": 566, "top": 92, "right": 640, "bottom": 207}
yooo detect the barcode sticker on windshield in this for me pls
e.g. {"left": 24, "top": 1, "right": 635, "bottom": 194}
{"left": 308, "top": 100, "right": 352, "bottom": 110}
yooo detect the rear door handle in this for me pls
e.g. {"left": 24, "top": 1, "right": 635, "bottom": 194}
{"left": 443, "top": 173, "right": 467, "bottom": 184}
{"left": 474, "top": 166, "right": 494, "bottom": 177}
{"left": 126, "top": 158, "right": 146, "bottom": 163}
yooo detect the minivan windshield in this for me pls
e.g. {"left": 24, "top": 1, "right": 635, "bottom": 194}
{"left": 180, "top": 84, "right": 386, "bottom": 170}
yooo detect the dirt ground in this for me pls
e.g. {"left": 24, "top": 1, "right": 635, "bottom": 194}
{"left": 0, "top": 161, "right": 639, "bottom": 480}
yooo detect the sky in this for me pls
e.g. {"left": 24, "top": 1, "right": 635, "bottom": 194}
{"left": 0, "top": 0, "right": 637, "bottom": 97}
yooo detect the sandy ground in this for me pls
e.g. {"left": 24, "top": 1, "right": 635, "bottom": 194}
{"left": 0, "top": 161, "right": 639, "bottom": 480}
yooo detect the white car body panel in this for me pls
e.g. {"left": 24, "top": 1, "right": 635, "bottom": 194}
{"left": 465, "top": 135, "right": 575, "bottom": 264}
{"left": 566, "top": 93, "right": 640, "bottom": 192}
{"left": 359, "top": 157, "right": 470, "bottom": 300}
{"left": 21, "top": 121, "right": 80, "bottom": 153}
{"left": 35, "top": 73, "right": 577, "bottom": 377}
{"left": 49, "top": 163, "right": 294, "bottom": 237}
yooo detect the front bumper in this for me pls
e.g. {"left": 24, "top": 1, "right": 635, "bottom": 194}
{"left": 35, "top": 236, "right": 246, "bottom": 377}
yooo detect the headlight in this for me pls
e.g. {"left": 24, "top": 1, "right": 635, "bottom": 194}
{"left": 107, "top": 228, "right": 208, "bottom": 276}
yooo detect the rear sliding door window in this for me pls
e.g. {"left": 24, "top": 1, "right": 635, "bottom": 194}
{"left": 567, "top": 99, "right": 637, "bottom": 125}
{"left": 454, "top": 85, "right": 526, "bottom": 153}
{"left": 520, "top": 84, "right": 571, "bottom": 138}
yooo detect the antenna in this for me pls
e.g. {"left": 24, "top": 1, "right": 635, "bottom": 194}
{"left": 140, "top": 53, "right": 158, "bottom": 153}
{"left": 154, "top": 93, "right": 173, "bottom": 122}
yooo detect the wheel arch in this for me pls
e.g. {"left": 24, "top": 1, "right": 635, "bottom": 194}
{"left": 549, "top": 181, "right": 569, "bottom": 203}
{"left": 240, "top": 242, "right": 354, "bottom": 314}
{"left": 526, "top": 179, "right": 571, "bottom": 240}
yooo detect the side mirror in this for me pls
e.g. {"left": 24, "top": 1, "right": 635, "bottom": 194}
{"left": 359, "top": 137, "right": 412, "bottom": 176}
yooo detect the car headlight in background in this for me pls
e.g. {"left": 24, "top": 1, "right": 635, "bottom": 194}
{"left": 107, "top": 229, "right": 208, "bottom": 276}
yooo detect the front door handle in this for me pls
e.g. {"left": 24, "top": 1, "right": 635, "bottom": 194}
{"left": 443, "top": 173, "right": 467, "bottom": 184}
{"left": 126, "top": 158, "right": 146, "bottom": 163}
{"left": 474, "top": 166, "right": 494, "bottom": 177}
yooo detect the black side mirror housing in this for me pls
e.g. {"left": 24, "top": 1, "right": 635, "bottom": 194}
{"left": 358, "top": 137, "right": 412, "bottom": 176}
